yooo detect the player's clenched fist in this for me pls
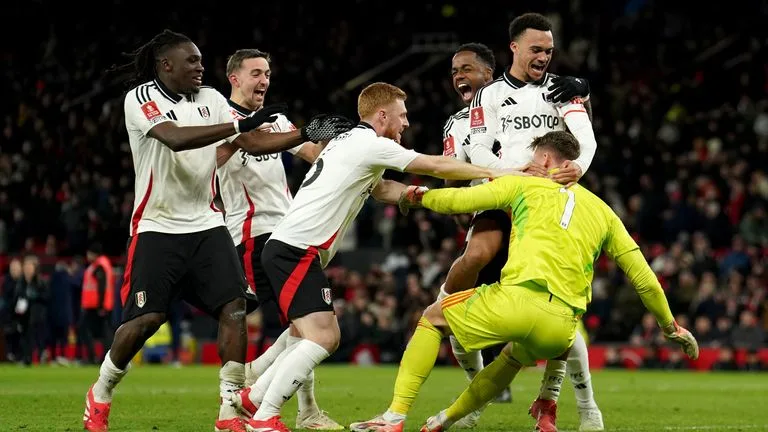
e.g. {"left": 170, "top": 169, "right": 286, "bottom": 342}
{"left": 662, "top": 321, "right": 700, "bottom": 360}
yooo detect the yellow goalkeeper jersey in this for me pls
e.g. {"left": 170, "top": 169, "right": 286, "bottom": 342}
{"left": 422, "top": 175, "right": 668, "bottom": 320}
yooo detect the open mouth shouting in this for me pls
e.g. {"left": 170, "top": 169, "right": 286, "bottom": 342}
{"left": 529, "top": 62, "right": 547, "bottom": 79}
{"left": 455, "top": 82, "right": 474, "bottom": 103}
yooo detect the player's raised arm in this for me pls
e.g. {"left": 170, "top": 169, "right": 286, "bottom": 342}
{"left": 603, "top": 215, "right": 700, "bottom": 360}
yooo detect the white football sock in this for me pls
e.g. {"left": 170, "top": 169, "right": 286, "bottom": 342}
{"left": 246, "top": 328, "right": 290, "bottom": 385}
{"left": 538, "top": 359, "right": 567, "bottom": 402}
{"left": 250, "top": 341, "right": 300, "bottom": 406}
{"left": 568, "top": 331, "right": 598, "bottom": 409}
{"left": 253, "top": 340, "right": 329, "bottom": 420}
{"left": 219, "top": 361, "right": 245, "bottom": 420}
{"left": 289, "top": 335, "right": 320, "bottom": 416}
{"left": 449, "top": 335, "right": 484, "bottom": 381}
{"left": 92, "top": 350, "right": 130, "bottom": 403}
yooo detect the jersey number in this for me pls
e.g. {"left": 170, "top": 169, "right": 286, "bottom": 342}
{"left": 559, "top": 188, "right": 575, "bottom": 229}
{"left": 301, "top": 158, "right": 324, "bottom": 188}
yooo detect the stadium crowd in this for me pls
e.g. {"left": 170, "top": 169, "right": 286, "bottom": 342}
{"left": 1, "top": 1, "right": 766, "bottom": 368}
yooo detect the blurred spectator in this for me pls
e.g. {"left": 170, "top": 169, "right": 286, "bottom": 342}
{"left": 711, "top": 347, "right": 738, "bottom": 371}
{"left": 2, "top": 258, "right": 23, "bottom": 361}
{"left": 46, "top": 261, "right": 74, "bottom": 364}
{"left": 730, "top": 310, "right": 766, "bottom": 350}
{"left": 16, "top": 255, "right": 47, "bottom": 365}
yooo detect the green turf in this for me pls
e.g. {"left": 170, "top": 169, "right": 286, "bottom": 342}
{"left": 0, "top": 364, "right": 766, "bottom": 431}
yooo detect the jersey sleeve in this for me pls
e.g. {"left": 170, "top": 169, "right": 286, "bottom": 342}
{"left": 366, "top": 137, "right": 419, "bottom": 171}
{"left": 274, "top": 114, "right": 302, "bottom": 155}
{"left": 467, "top": 87, "right": 505, "bottom": 169}
{"left": 602, "top": 214, "right": 640, "bottom": 260}
{"left": 123, "top": 87, "right": 172, "bottom": 136}
{"left": 557, "top": 98, "right": 597, "bottom": 175}
{"left": 422, "top": 175, "right": 523, "bottom": 214}
{"left": 213, "top": 91, "right": 240, "bottom": 143}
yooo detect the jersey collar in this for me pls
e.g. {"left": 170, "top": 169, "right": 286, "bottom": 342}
{"left": 503, "top": 69, "right": 548, "bottom": 88}
{"left": 228, "top": 99, "right": 254, "bottom": 117}
{"left": 357, "top": 122, "right": 375, "bottom": 130}
{"left": 154, "top": 79, "right": 184, "bottom": 104}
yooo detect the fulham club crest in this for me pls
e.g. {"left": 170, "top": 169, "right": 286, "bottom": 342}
{"left": 198, "top": 106, "right": 210, "bottom": 118}
{"left": 321, "top": 288, "right": 332, "bottom": 305}
{"left": 136, "top": 291, "right": 146, "bottom": 308}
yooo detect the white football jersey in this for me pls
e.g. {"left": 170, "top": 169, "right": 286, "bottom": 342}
{"left": 442, "top": 107, "right": 470, "bottom": 161}
{"left": 124, "top": 80, "right": 238, "bottom": 236}
{"left": 468, "top": 71, "right": 595, "bottom": 172}
{"left": 442, "top": 107, "right": 490, "bottom": 186}
{"left": 218, "top": 100, "right": 302, "bottom": 245}
{"left": 271, "top": 123, "right": 418, "bottom": 267}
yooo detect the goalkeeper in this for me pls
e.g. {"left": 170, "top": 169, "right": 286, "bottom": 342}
{"left": 350, "top": 131, "right": 698, "bottom": 432}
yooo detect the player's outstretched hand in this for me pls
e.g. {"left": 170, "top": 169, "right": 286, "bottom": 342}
{"left": 301, "top": 114, "right": 356, "bottom": 143}
{"left": 662, "top": 321, "right": 700, "bottom": 360}
{"left": 546, "top": 76, "right": 590, "bottom": 104}
{"left": 398, "top": 185, "right": 428, "bottom": 216}
{"left": 550, "top": 160, "right": 582, "bottom": 187}
{"left": 237, "top": 103, "right": 288, "bottom": 133}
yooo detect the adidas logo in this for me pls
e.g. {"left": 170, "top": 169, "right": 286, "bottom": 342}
{"left": 501, "top": 97, "right": 517, "bottom": 107}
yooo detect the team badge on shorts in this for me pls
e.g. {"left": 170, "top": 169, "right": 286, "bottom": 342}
{"left": 321, "top": 288, "right": 332, "bottom": 305}
{"left": 198, "top": 106, "right": 210, "bottom": 118}
{"left": 136, "top": 291, "right": 146, "bottom": 308}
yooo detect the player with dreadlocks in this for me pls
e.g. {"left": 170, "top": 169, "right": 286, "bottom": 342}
{"left": 82, "top": 30, "right": 355, "bottom": 432}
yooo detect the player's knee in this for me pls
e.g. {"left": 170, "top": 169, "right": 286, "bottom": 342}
{"left": 295, "top": 312, "right": 340, "bottom": 353}
{"left": 133, "top": 312, "right": 166, "bottom": 340}
{"left": 219, "top": 298, "right": 247, "bottom": 323}
{"left": 461, "top": 242, "right": 496, "bottom": 270}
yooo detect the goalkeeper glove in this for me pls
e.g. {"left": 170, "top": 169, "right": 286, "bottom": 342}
{"left": 236, "top": 103, "right": 287, "bottom": 133}
{"left": 300, "top": 114, "right": 356, "bottom": 143}
{"left": 662, "top": 321, "right": 699, "bottom": 360}
{"left": 546, "top": 76, "right": 590, "bottom": 104}
{"left": 397, "top": 185, "right": 428, "bottom": 216}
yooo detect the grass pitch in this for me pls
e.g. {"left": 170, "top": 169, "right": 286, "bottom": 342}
{"left": 0, "top": 364, "right": 766, "bottom": 431}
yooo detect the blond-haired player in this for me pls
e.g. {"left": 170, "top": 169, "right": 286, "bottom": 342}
{"left": 232, "top": 82, "right": 513, "bottom": 432}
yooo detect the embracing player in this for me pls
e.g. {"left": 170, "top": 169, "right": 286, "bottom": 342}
{"left": 438, "top": 35, "right": 599, "bottom": 431}
{"left": 217, "top": 48, "right": 343, "bottom": 431}
{"left": 229, "top": 82, "right": 514, "bottom": 432}
{"left": 353, "top": 131, "right": 699, "bottom": 432}
{"left": 460, "top": 13, "right": 602, "bottom": 431}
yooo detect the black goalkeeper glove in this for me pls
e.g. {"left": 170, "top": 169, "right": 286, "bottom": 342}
{"left": 236, "top": 103, "right": 288, "bottom": 133}
{"left": 300, "top": 114, "right": 356, "bottom": 143}
{"left": 546, "top": 76, "right": 590, "bottom": 104}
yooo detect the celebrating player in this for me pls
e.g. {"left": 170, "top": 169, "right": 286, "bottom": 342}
{"left": 232, "top": 82, "right": 514, "bottom": 432}
{"left": 441, "top": 36, "right": 599, "bottom": 429}
{"left": 217, "top": 48, "right": 343, "bottom": 430}
{"left": 352, "top": 131, "right": 699, "bottom": 432}
{"left": 459, "top": 13, "right": 602, "bottom": 431}
{"left": 82, "top": 30, "right": 353, "bottom": 432}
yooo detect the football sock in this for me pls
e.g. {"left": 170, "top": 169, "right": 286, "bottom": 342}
{"left": 388, "top": 317, "right": 443, "bottom": 416}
